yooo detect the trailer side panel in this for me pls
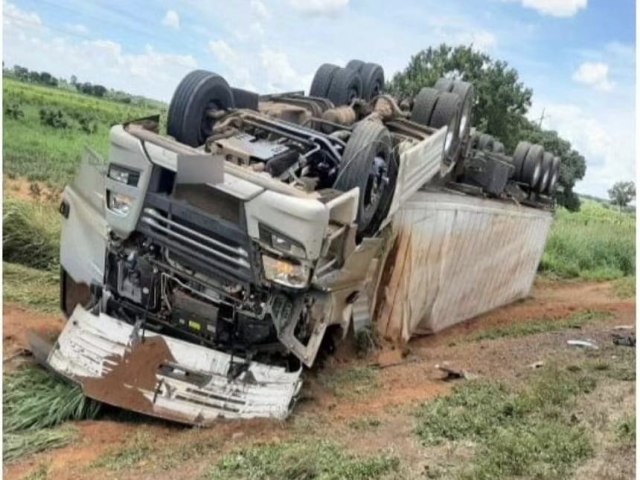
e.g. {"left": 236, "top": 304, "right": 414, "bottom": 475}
{"left": 377, "top": 190, "right": 553, "bottom": 342}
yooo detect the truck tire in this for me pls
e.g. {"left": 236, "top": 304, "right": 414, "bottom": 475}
{"left": 334, "top": 121, "right": 397, "bottom": 237}
{"left": 310, "top": 63, "right": 340, "bottom": 97}
{"left": 410, "top": 87, "right": 439, "bottom": 126}
{"left": 434, "top": 78, "right": 454, "bottom": 92}
{"left": 167, "top": 70, "right": 234, "bottom": 147}
{"left": 493, "top": 141, "right": 505, "bottom": 154}
{"left": 231, "top": 87, "right": 259, "bottom": 110}
{"left": 547, "top": 156, "right": 561, "bottom": 193}
{"left": 360, "top": 62, "right": 385, "bottom": 100}
{"left": 450, "top": 81, "right": 474, "bottom": 145}
{"left": 477, "top": 134, "right": 494, "bottom": 151}
{"left": 522, "top": 144, "right": 543, "bottom": 188}
{"left": 327, "top": 67, "right": 363, "bottom": 106}
{"left": 538, "top": 152, "right": 554, "bottom": 193}
{"left": 512, "top": 141, "right": 531, "bottom": 180}
{"left": 345, "top": 59, "right": 366, "bottom": 72}
{"left": 429, "top": 92, "right": 462, "bottom": 164}
{"left": 469, "top": 131, "right": 482, "bottom": 150}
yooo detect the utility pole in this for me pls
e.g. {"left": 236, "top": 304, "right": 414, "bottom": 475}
{"left": 538, "top": 108, "right": 546, "bottom": 128}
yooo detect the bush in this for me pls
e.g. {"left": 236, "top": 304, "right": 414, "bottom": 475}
{"left": 39, "top": 107, "right": 70, "bottom": 129}
{"left": 5, "top": 103, "right": 24, "bottom": 120}
{"left": 541, "top": 201, "right": 635, "bottom": 280}
{"left": 3, "top": 197, "right": 61, "bottom": 269}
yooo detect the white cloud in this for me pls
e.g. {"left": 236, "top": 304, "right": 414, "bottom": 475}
{"left": 572, "top": 62, "right": 614, "bottom": 91}
{"left": 529, "top": 101, "right": 634, "bottom": 198}
{"left": 3, "top": 1, "right": 42, "bottom": 29}
{"left": 162, "top": 9, "right": 180, "bottom": 29}
{"left": 260, "top": 48, "right": 310, "bottom": 91}
{"left": 3, "top": 3, "right": 197, "bottom": 100}
{"left": 251, "top": 0, "right": 270, "bottom": 20}
{"left": 66, "top": 23, "right": 88, "bottom": 35}
{"left": 287, "top": 0, "right": 349, "bottom": 17}
{"left": 208, "top": 40, "right": 254, "bottom": 89}
{"left": 520, "top": 0, "right": 587, "bottom": 17}
{"left": 208, "top": 40, "right": 308, "bottom": 92}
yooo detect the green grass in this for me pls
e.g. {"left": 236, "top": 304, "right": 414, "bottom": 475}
{"left": 611, "top": 276, "right": 636, "bottom": 299}
{"left": 205, "top": 440, "right": 400, "bottom": 480}
{"left": 3, "top": 262, "right": 59, "bottom": 312}
{"left": 92, "top": 433, "right": 155, "bottom": 471}
{"left": 4, "top": 428, "right": 75, "bottom": 464}
{"left": 471, "top": 310, "right": 611, "bottom": 341}
{"left": 22, "top": 462, "right": 50, "bottom": 480}
{"left": 3, "top": 196, "right": 61, "bottom": 270}
{"left": 615, "top": 416, "right": 636, "bottom": 445}
{"left": 3, "top": 78, "right": 163, "bottom": 186}
{"left": 319, "top": 366, "right": 380, "bottom": 398}
{"left": 349, "top": 417, "right": 382, "bottom": 431}
{"left": 4, "top": 366, "right": 101, "bottom": 433}
{"left": 541, "top": 201, "right": 635, "bottom": 280}
{"left": 415, "top": 365, "right": 598, "bottom": 479}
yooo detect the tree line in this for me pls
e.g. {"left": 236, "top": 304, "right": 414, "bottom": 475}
{"left": 388, "top": 44, "right": 588, "bottom": 211}
{"left": 2, "top": 64, "right": 162, "bottom": 108}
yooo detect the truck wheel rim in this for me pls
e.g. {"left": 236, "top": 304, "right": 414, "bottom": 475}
{"left": 364, "top": 155, "right": 388, "bottom": 217}
{"left": 531, "top": 162, "right": 541, "bottom": 186}
{"left": 459, "top": 105, "right": 470, "bottom": 138}
{"left": 444, "top": 126, "right": 454, "bottom": 158}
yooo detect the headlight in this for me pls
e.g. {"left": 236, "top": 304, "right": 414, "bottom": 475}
{"left": 108, "top": 164, "right": 140, "bottom": 186}
{"left": 262, "top": 255, "right": 310, "bottom": 289}
{"left": 259, "top": 224, "right": 306, "bottom": 258}
{"left": 107, "top": 191, "right": 134, "bottom": 216}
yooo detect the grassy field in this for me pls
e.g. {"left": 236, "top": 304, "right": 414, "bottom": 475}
{"left": 3, "top": 78, "right": 164, "bottom": 187}
{"left": 541, "top": 200, "right": 635, "bottom": 280}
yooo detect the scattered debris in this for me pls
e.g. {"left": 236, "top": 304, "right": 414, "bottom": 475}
{"left": 529, "top": 361, "right": 545, "bottom": 369}
{"left": 612, "top": 333, "right": 636, "bottom": 348}
{"left": 613, "top": 325, "right": 634, "bottom": 331}
{"left": 435, "top": 362, "right": 476, "bottom": 381}
{"left": 567, "top": 340, "right": 598, "bottom": 350}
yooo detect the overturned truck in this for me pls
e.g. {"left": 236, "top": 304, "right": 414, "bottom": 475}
{"left": 40, "top": 60, "right": 557, "bottom": 424}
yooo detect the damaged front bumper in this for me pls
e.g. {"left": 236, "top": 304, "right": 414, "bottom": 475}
{"left": 45, "top": 306, "right": 303, "bottom": 424}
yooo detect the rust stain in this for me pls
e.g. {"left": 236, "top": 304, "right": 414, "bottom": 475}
{"left": 79, "top": 336, "right": 194, "bottom": 425}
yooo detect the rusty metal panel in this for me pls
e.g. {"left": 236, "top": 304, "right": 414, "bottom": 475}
{"left": 48, "top": 306, "right": 302, "bottom": 424}
{"left": 377, "top": 189, "right": 553, "bottom": 342}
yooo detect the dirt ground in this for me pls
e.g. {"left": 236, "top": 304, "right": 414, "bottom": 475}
{"left": 3, "top": 278, "right": 635, "bottom": 480}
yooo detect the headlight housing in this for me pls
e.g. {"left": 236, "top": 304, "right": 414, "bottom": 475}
{"left": 107, "top": 191, "right": 134, "bottom": 216}
{"left": 262, "top": 254, "right": 310, "bottom": 289}
{"left": 108, "top": 164, "right": 140, "bottom": 186}
{"left": 259, "top": 224, "right": 306, "bottom": 258}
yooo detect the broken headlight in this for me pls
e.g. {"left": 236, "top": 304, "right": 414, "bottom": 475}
{"left": 107, "top": 191, "right": 134, "bottom": 216}
{"left": 262, "top": 254, "right": 310, "bottom": 289}
{"left": 259, "top": 224, "right": 306, "bottom": 258}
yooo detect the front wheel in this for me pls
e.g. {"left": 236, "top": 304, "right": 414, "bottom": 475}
{"left": 334, "top": 121, "right": 397, "bottom": 238}
{"left": 167, "top": 70, "right": 234, "bottom": 147}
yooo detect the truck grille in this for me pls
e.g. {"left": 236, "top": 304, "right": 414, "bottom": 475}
{"left": 138, "top": 193, "right": 254, "bottom": 283}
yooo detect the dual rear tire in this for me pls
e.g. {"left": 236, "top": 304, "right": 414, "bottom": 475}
{"left": 309, "top": 60, "right": 385, "bottom": 105}
{"left": 512, "top": 141, "right": 560, "bottom": 193}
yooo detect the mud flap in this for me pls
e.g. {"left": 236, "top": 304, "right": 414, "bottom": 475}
{"left": 47, "top": 306, "right": 302, "bottom": 424}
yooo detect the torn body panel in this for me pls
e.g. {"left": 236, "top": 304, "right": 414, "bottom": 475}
{"left": 49, "top": 306, "right": 302, "bottom": 423}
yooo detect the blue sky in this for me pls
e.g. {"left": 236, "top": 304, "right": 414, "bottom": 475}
{"left": 2, "top": 0, "right": 636, "bottom": 197}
